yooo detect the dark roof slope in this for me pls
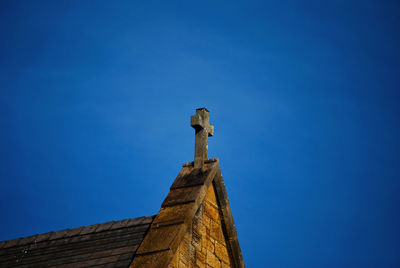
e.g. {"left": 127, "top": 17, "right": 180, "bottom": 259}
{"left": 0, "top": 216, "right": 154, "bottom": 268}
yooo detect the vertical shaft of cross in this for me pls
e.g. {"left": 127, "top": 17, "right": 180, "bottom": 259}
{"left": 194, "top": 127, "right": 208, "bottom": 167}
{"left": 191, "top": 108, "right": 214, "bottom": 168}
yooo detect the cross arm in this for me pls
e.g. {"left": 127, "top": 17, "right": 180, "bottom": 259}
{"left": 190, "top": 108, "right": 214, "bottom": 136}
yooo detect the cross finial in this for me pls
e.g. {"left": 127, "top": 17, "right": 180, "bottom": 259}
{"left": 191, "top": 108, "right": 214, "bottom": 168}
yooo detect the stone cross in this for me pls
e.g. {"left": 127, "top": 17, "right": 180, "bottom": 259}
{"left": 191, "top": 108, "right": 214, "bottom": 168}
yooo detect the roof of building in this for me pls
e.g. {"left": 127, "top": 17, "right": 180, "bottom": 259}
{"left": 0, "top": 216, "right": 154, "bottom": 268}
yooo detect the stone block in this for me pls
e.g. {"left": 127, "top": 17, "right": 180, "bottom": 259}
{"left": 205, "top": 184, "right": 218, "bottom": 207}
{"left": 195, "top": 250, "right": 206, "bottom": 264}
{"left": 205, "top": 236, "right": 215, "bottom": 253}
{"left": 206, "top": 249, "right": 220, "bottom": 267}
{"left": 210, "top": 220, "right": 225, "bottom": 243}
{"left": 215, "top": 241, "right": 231, "bottom": 265}
{"left": 204, "top": 202, "right": 219, "bottom": 222}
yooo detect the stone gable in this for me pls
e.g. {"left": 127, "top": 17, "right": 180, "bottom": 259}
{"left": 168, "top": 185, "right": 232, "bottom": 268}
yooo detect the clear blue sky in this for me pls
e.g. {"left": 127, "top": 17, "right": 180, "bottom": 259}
{"left": 1, "top": 1, "right": 399, "bottom": 267}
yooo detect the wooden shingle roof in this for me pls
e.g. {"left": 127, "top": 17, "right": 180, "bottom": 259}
{"left": 0, "top": 216, "right": 154, "bottom": 267}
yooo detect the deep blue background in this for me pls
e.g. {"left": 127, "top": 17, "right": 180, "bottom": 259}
{"left": 1, "top": 1, "right": 399, "bottom": 267}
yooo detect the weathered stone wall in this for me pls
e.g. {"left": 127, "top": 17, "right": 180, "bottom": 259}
{"left": 168, "top": 184, "right": 232, "bottom": 268}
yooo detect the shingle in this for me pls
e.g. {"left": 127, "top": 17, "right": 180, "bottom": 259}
{"left": 120, "top": 219, "right": 131, "bottom": 227}
{"left": 17, "top": 235, "right": 37, "bottom": 246}
{"left": 35, "top": 232, "right": 53, "bottom": 243}
{"left": 125, "top": 217, "right": 144, "bottom": 227}
{"left": 110, "top": 219, "right": 129, "bottom": 230}
{"left": 94, "top": 221, "right": 115, "bottom": 233}
{"left": 49, "top": 229, "right": 69, "bottom": 240}
{"left": 66, "top": 226, "right": 83, "bottom": 237}
{"left": 80, "top": 223, "right": 100, "bottom": 235}
{"left": 125, "top": 216, "right": 153, "bottom": 227}
{"left": 2, "top": 238, "right": 21, "bottom": 248}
